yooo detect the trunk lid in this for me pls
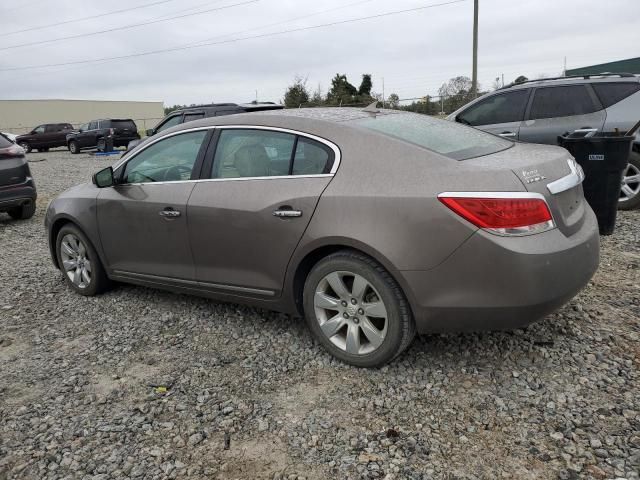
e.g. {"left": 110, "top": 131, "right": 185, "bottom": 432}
{"left": 463, "top": 143, "right": 587, "bottom": 236}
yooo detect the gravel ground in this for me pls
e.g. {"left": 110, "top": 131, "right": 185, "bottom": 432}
{"left": 1, "top": 149, "right": 639, "bottom": 480}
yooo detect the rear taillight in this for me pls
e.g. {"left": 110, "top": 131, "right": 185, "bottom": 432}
{"left": 438, "top": 192, "right": 555, "bottom": 236}
{"left": 0, "top": 144, "right": 25, "bottom": 156}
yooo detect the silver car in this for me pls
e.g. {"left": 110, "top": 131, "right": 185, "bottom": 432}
{"left": 448, "top": 74, "right": 640, "bottom": 209}
{"left": 45, "top": 108, "right": 599, "bottom": 367}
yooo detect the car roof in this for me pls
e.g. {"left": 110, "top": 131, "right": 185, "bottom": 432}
{"left": 499, "top": 73, "right": 640, "bottom": 91}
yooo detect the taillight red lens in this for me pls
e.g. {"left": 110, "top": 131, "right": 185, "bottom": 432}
{"left": 439, "top": 195, "right": 554, "bottom": 234}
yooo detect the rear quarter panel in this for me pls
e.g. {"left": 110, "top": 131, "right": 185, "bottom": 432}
{"left": 290, "top": 130, "right": 525, "bottom": 273}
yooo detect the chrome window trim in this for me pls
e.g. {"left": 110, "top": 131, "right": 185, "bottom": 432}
{"left": 546, "top": 158, "right": 585, "bottom": 195}
{"left": 437, "top": 191, "right": 547, "bottom": 200}
{"left": 112, "top": 124, "right": 342, "bottom": 183}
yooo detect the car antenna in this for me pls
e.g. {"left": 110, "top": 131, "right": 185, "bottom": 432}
{"left": 362, "top": 101, "right": 380, "bottom": 115}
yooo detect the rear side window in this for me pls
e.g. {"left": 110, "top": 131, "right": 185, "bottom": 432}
{"left": 112, "top": 120, "right": 137, "bottom": 130}
{"left": 529, "top": 85, "right": 598, "bottom": 119}
{"left": 45, "top": 124, "right": 57, "bottom": 133}
{"left": 354, "top": 113, "right": 512, "bottom": 160}
{"left": 592, "top": 82, "right": 640, "bottom": 108}
{"left": 458, "top": 89, "right": 530, "bottom": 126}
{"left": 292, "top": 138, "right": 333, "bottom": 175}
{"left": 211, "top": 129, "right": 295, "bottom": 178}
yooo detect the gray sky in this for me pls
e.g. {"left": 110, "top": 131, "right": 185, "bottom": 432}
{"left": 0, "top": 0, "right": 637, "bottom": 106}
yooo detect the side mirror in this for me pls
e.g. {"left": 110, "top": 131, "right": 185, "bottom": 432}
{"left": 92, "top": 167, "right": 114, "bottom": 188}
{"left": 145, "top": 129, "right": 154, "bottom": 137}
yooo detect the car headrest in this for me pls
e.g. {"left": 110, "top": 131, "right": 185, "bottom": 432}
{"left": 234, "top": 144, "right": 270, "bottom": 177}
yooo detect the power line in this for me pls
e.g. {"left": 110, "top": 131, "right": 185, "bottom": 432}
{"left": 0, "top": 0, "right": 184, "bottom": 38}
{"left": 0, "top": 0, "right": 258, "bottom": 52}
{"left": 0, "top": 0, "right": 469, "bottom": 73}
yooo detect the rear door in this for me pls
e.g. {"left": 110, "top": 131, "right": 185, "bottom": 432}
{"left": 518, "top": 84, "right": 606, "bottom": 145}
{"left": 187, "top": 127, "right": 337, "bottom": 296}
{"left": 456, "top": 89, "right": 530, "bottom": 140}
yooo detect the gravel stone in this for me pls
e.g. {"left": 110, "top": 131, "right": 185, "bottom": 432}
{"left": 1, "top": 149, "right": 639, "bottom": 479}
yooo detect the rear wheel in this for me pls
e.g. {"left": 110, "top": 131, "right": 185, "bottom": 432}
{"left": 68, "top": 140, "right": 79, "bottom": 154}
{"left": 8, "top": 201, "right": 35, "bottom": 220}
{"left": 303, "top": 250, "right": 415, "bottom": 367}
{"left": 56, "top": 224, "right": 110, "bottom": 296}
{"left": 619, "top": 152, "right": 640, "bottom": 210}
{"left": 19, "top": 142, "right": 31, "bottom": 153}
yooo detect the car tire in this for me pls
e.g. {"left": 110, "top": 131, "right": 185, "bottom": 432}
{"left": 19, "top": 142, "right": 31, "bottom": 153}
{"left": 619, "top": 151, "right": 640, "bottom": 210}
{"left": 56, "top": 224, "right": 111, "bottom": 296}
{"left": 68, "top": 141, "right": 79, "bottom": 154}
{"left": 41, "top": 147, "right": 49, "bottom": 152}
{"left": 8, "top": 201, "right": 36, "bottom": 220}
{"left": 303, "top": 250, "right": 415, "bottom": 368}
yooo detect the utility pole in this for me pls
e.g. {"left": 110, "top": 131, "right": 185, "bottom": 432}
{"left": 471, "top": 0, "right": 479, "bottom": 97}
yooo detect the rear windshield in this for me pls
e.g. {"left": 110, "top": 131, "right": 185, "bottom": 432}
{"left": 353, "top": 112, "right": 512, "bottom": 160}
{"left": 0, "top": 133, "right": 12, "bottom": 148}
{"left": 111, "top": 120, "right": 137, "bottom": 130}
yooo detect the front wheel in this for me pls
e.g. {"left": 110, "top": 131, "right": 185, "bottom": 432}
{"left": 619, "top": 152, "right": 640, "bottom": 210}
{"left": 303, "top": 250, "right": 415, "bottom": 367}
{"left": 56, "top": 224, "right": 111, "bottom": 296}
{"left": 19, "top": 142, "right": 31, "bottom": 153}
{"left": 68, "top": 141, "right": 79, "bottom": 154}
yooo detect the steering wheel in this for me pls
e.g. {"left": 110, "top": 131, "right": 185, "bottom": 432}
{"left": 163, "top": 164, "right": 192, "bottom": 182}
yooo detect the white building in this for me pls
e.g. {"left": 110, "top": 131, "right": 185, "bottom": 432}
{"left": 0, "top": 99, "right": 165, "bottom": 135}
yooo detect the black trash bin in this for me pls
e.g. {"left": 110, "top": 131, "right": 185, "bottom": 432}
{"left": 558, "top": 132, "right": 634, "bottom": 235}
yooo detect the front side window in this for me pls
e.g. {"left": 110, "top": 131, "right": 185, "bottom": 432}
{"left": 458, "top": 89, "right": 530, "bottom": 126}
{"left": 355, "top": 112, "right": 512, "bottom": 160}
{"left": 79, "top": 123, "right": 89, "bottom": 132}
{"left": 122, "top": 130, "right": 207, "bottom": 184}
{"left": 529, "top": 85, "right": 598, "bottom": 120}
{"left": 211, "top": 129, "right": 295, "bottom": 179}
{"left": 33, "top": 126, "right": 45, "bottom": 134}
{"left": 292, "top": 138, "right": 333, "bottom": 175}
{"left": 155, "top": 115, "right": 182, "bottom": 134}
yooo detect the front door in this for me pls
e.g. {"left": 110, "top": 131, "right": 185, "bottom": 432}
{"left": 518, "top": 84, "right": 606, "bottom": 145}
{"left": 97, "top": 129, "right": 210, "bottom": 279}
{"left": 187, "top": 128, "right": 336, "bottom": 296}
{"left": 456, "top": 89, "right": 531, "bottom": 140}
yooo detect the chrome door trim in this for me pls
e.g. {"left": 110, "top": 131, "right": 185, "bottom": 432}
{"left": 112, "top": 124, "right": 342, "bottom": 176}
{"left": 112, "top": 270, "right": 276, "bottom": 297}
{"left": 437, "top": 191, "right": 548, "bottom": 200}
{"left": 547, "top": 158, "right": 585, "bottom": 195}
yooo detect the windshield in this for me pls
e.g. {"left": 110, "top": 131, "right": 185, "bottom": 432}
{"left": 353, "top": 112, "right": 512, "bottom": 160}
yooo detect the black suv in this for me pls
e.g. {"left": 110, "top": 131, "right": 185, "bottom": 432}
{"left": 66, "top": 119, "right": 140, "bottom": 154}
{"left": 0, "top": 133, "right": 36, "bottom": 220}
{"left": 126, "top": 103, "right": 283, "bottom": 151}
{"left": 16, "top": 123, "right": 74, "bottom": 153}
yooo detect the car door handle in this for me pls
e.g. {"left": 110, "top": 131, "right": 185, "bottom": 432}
{"left": 159, "top": 207, "right": 181, "bottom": 218}
{"left": 273, "top": 208, "right": 302, "bottom": 218}
{"left": 499, "top": 131, "right": 516, "bottom": 137}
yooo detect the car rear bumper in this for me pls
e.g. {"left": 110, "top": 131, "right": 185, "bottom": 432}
{"left": 401, "top": 207, "right": 600, "bottom": 334}
{"left": 0, "top": 177, "right": 37, "bottom": 211}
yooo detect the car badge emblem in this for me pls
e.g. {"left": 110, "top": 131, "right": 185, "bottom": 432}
{"left": 521, "top": 169, "right": 546, "bottom": 184}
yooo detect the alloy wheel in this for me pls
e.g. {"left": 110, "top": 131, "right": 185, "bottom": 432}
{"left": 60, "top": 233, "right": 92, "bottom": 289}
{"left": 620, "top": 162, "right": 640, "bottom": 203}
{"left": 314, "top": 271, "right": 388, "bottom": 356}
